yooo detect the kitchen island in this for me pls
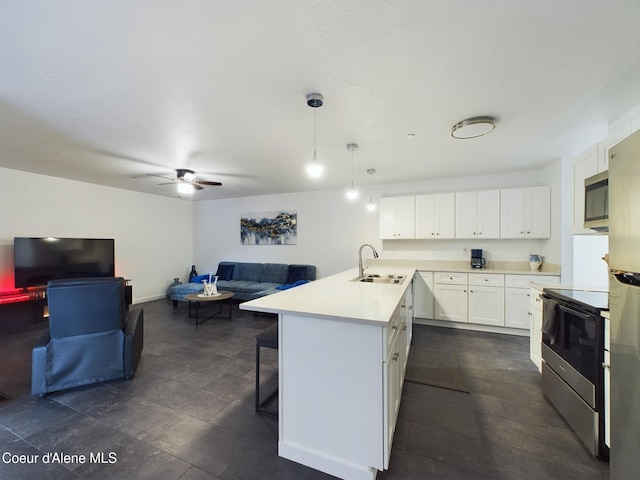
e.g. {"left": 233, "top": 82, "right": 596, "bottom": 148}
{"left": 240, "top": 266, "right": 416, "bottom": 480}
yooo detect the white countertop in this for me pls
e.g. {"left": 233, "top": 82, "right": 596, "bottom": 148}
{"left": 239, "top": 266, "right": 416, "bottom": 326}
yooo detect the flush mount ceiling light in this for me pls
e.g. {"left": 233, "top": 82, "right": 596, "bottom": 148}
{"left": 305, "top": 93, "right": 324, "bottom": 178}
{"left": 451, "top": 116, "right": 496, "bottom": 139}
{"left": 345, "top": 143, "right": 359, "bottom": 200}
{"left": 366, "top": 168, "right": 377, "bottom": 211}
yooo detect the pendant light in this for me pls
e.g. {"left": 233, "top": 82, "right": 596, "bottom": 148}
{"left": 366, "top": 168, "right": 377, "bottom": 211}
{"left": 345, "top": 143, "right": 359, "bottom": 200}
{"left": 305, "top": 93, "right": 324, "bottom": 178}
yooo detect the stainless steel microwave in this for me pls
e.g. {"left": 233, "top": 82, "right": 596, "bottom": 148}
{"left": 584, "top": 171, "right": 608, "bottom": 232}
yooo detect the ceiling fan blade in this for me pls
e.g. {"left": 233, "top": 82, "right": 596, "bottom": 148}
{"left": 194, "top": 184, "right": 204, "bottom": 191}
{"left": 196, "top": 181, "right": 222, "bottom": 186}
{"left": 157, "top": 181, "right": 177, "bottom": 185}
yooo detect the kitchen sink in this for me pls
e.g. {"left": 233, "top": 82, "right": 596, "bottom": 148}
{"left": 352, "top": 274, "right": 407, "bottom": 284}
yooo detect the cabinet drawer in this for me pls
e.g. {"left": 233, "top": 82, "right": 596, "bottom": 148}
{"left": 505, "top": 274, "right": 559, "bottom": 288}
{"left": 434, "top": 272, "right": 467, "bottom": 285}
{"left": 469, "top": 273, "right": 504, "bottom": 287}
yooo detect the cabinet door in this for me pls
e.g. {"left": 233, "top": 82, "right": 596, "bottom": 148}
{"left": 529, "top": 288, "right": 543, "bottom": 372}
{"left": 500, "top": 188, "right": 526, "bottom": 238}
{"left": 415, "top": 194, "right": 436, "bottom": 238}
{"left": 572, "top": 146, "right": 599, "bottom": 234}
{"left": 379, "top": 197, "right": 399, "bottom": 239}
{"left": 500, "top": 186, "right": 550, "bottom": 239}
{"left": 505, "top": 287, "right": 530, "bottom": 329}
{"left": 436, "top": 193, "right": 456, "bottom": 238}
{"left": 525, "top": 186, "right": 551, "bottom": 238}
{"left": 396, "top": 196, "right": 415, "bottom": 238}
{"left": 384, "top": 328, "right": 402, "bottom": 468}
{"left": 468, "top": 285, "right": 504, "bottom": 326}
{"left": 413, "top": 272, "right": 434, "bottom": 319}
{"left": 434, "top": 283, "right": 468, "bottom": 323}
{"left": 379, "top": 196, "right": 415, "bottom": 239}
{"left": 476, "top": 189, "right": 500, "bottom": 239}
{"left": 454, "top": 191, "right": 478, "bottom": 239}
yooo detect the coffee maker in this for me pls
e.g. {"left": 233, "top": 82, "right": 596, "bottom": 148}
{"left": 470, "top": 249, "right": 486, "bottom": 269}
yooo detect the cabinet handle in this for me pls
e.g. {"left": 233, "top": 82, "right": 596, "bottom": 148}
{"left": 431, "top": 232, "right": 434, "bottom": 236}
{"left": 484, "top": 278, "right": 488, "bottom": 282}
{"left": 392, "top": 325, "right": 398, "bottom": 331}
{"left": 464, "top": 289, "right": 467, "bottom": 293}
{"left": 470, "top": 289, "right": 474, "bottom": 293}
{"left": 402, "top": 325, "right": 407, "bottom": 331}
{"left": 527, "top": 231, "right": 531, "bottom": 234}
{"left": 393, "top": 352, "right": 399, "bottom": 361}
{"left": 527, "top": 293, "right": 530, "bottom": 297}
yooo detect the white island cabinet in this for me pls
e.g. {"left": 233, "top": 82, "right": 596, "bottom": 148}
{"left": 240, "top": 266, "right": 416, "bottom": 480}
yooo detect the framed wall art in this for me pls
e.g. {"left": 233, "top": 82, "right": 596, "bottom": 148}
{"left": 240, "top": 210, "right": 297, "bottom": 245}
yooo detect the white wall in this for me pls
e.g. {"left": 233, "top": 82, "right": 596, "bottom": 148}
{"left": 194, "top": 165, "right": 563, "bottom": 278}
{"left": 0, "top": 168, "right": 194, "bottom": 302}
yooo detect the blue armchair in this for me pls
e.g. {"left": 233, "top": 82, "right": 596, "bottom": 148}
{"left": 31, "top": 277, "right": 144, "bottom": 397}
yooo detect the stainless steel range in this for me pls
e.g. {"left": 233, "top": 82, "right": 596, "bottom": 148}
{"left": 541, "top": 287, "right": 609, "bottom": 459}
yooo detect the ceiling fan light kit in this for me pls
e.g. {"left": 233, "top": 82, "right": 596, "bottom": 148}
{"left": 451, "top": 116, "right": 496, "bottom": 139}
{"left": 177, "top": 182, "right": 195, "bottom": 194}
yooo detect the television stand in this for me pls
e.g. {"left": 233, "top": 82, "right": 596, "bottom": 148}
{"left": 0, "top": 288, "right": 47, "bottom": 332}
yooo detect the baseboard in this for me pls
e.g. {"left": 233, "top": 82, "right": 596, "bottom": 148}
{"left": 414, "top": 318, "right": 529, "bottom": 337}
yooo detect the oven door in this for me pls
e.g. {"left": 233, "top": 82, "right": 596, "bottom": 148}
{"left": 542, "top": 300, "right": 601, "bottom": 385}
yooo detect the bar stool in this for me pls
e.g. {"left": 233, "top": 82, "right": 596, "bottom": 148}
{"left": 255, "top": 323, "right": 278, "bottom": 417}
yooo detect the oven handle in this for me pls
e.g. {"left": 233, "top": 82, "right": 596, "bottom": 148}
{"left": 557, "top": 303, "right": 596, "bottom": 322}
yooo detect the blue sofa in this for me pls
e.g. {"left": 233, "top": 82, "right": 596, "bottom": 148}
{"left": 168, "top": 261, "right": 317, "bottom": 306}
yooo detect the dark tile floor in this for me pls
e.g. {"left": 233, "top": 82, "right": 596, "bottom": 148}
{"left": 0, "top": 299, "right": 609, "bottom": 479}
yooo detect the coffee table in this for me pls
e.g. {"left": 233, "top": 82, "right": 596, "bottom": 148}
{"left": 184, "top": 291, "right": 235, "bottom": 325}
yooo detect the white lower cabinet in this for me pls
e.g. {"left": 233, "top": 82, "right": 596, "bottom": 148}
{"left": 434, "top": 273, "right": 468, "bottom": 323}
{"left": 505, "top": 288, "right": 531, "bottom": 329}
{"left": 279, "top": 284, "right": 413, "bottom": 480}
{"left": 468, "top": 273, "right": 505, "bottom": 326}
{"left": 383, "top": 288, "right": 411, "bottom": 467}
{"left": 419, "top": 271, "right": 560, "bottom": 335}
{"left": 529, "top": 286, "right": 544, "bottom": 371}
{"left": 413, "top": 271, "right": 434, "bottom": 319}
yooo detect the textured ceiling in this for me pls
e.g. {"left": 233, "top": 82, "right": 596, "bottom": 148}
{"left": 1, "top": 1, "right": 640, "bottom": 200}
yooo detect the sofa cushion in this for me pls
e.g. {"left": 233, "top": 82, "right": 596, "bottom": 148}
{"left": 215, "top": 263, "right": 235, "bottom": 281}
{"left": 234, "top": 263, "right": 263, "bottom": 281}
{"left": 261, "top": 263, "right": 289, "bottom": 284}
{"left": 288, "top": 265, "right": 309, "bottom": 284}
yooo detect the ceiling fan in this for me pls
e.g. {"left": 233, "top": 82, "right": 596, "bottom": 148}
{"left": 158, "top": 169, "right": 222, "bottom": 191}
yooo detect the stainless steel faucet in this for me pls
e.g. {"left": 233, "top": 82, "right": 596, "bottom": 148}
{"left": 358, "top": 243, "right": 379, "bottom": 278}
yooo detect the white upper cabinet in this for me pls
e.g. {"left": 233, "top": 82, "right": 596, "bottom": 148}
{"left": 379, "top": 196, "right": 415, "bottom": 239}
{"left": 415, "top": 193, "right": 455, "bottom": 239}
{"left": 455, "top": 190, "right": 500, "bottom": 239}
{"left": 500, "top": 186, "right": 550, "bottom": 239}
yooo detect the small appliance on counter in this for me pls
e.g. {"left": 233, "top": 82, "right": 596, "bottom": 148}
{"left": 470, "top": 249, "right": 486, "bottom": 269}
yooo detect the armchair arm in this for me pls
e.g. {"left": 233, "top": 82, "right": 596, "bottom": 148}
{"left": 123, "top": 307, "right": 144, "bottom": 379}
{"left": 31, "top": 329, "right": 51, "bottom": 397}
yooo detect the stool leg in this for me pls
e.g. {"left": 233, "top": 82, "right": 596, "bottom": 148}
{"left": 255, "top": 343, "right": 260, "bottom": 412}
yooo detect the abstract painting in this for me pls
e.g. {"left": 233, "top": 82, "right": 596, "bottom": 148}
{"left": 240, "top": 210, "right": 297, "bottom": 245}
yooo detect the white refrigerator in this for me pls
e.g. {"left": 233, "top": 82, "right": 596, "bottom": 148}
{"left": 608, "top": 128, "right": 640, "bottom": 479}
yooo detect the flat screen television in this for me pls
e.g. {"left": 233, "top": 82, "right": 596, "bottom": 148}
{"left": 14, "top": 237, "right": 115, "bottom": 289}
